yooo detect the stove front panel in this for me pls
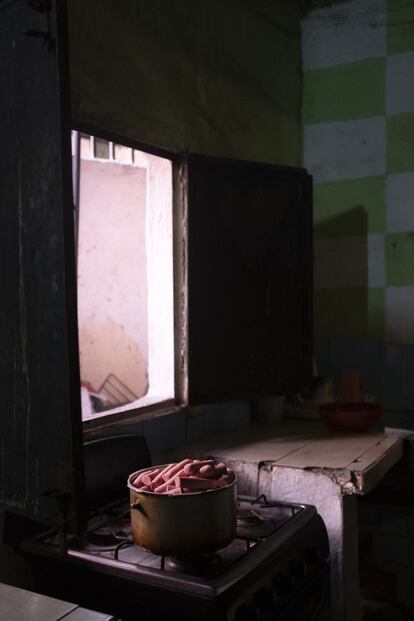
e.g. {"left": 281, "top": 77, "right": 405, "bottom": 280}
{"left": 224, "top": 514, "right": 329, "bottom": 620}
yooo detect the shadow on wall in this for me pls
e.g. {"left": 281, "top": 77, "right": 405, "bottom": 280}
{"left": 314, "top": 205, "right": 367, "bottom": 239}
{"left": 313, "top": 204, "right": 414, "bottom": 412}
{"left": 313, "top": 206, "right": 378, "bottom": 340}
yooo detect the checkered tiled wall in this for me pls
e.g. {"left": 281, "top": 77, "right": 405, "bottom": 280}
{"left": 303, "top": 0, "right": 414, "bottom": 411}
{"left": 303, "top": 0, "right": 414, "bottom": 344}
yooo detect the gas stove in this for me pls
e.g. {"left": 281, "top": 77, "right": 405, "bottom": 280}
{"left": 22, "top": 494, "right": 330, "bottom": 621}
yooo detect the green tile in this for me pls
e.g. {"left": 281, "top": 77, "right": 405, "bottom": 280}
{"left": 387, "top": 113, "right": 414, "bottom": 174}
{"left": 303, "top": 59, "right": 385, "bottom": 124}
{"left": 314, "top": 288, "right": 385, "bottom": 340}
{"left": 388, "top": 0, "right": 414, "bottom": 54}
{"left": 386, "top": 233, "right": 414, "bottom": 285}
{"left": 314, "top": 176, "right": 385, "bottom": 237}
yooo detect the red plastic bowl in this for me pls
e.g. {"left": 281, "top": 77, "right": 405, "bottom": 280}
{"left": 319, "top": 403, "right": 382, "bottom": 433}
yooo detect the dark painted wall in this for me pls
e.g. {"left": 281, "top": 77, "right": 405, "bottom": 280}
{"left": 69, "top": 0, "right": 303, "bottom": 167}
{"left": 1, "top": 0, "right": 304, "bottom": 590}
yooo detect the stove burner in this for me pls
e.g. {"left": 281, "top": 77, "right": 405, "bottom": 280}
{"left": 87, "top": 526, "right": 126, "bottom": 546}
{"left": 83, "top": 512, "right": 132, "bottom": 549}
{"left": 236, "top": 508, "right": 276, "bottom": 539}
{"left": 164, "top": 554, "right": 223, "bottom": 576}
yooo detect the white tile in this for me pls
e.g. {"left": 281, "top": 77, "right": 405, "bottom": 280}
{"left": 304, "top": 117, "right": 386, "bottom": 183}
{"left": 314, "top": 234, "right": 384, "bottom": 288}
{"left": 302, "top": 0, "right": 386, "bottom": 70}
{"left": 386, "top": 287, "right": 414, "bottom": 343}
{"left": 386, "top": 52, "right": 414, "bottom": 115}
{"left": 386, "top": 172, "right": 414, "bottom": 232}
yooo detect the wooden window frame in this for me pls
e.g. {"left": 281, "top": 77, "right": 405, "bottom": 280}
{"left": 72, "top": 124, "right": 188, "bottom": 439}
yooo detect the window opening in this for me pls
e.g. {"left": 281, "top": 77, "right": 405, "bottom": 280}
{"left": 73, "top": 133, "right": 175, "bottom": 420}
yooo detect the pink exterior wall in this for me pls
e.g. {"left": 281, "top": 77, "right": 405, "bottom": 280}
{"left": 77, "top": 159, "right": 149, "bottom": 403}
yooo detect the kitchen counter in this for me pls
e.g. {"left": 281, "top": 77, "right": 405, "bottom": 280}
{"left": 0, "top": 582, "right": 115, "bottom": 621}
{"left": 174, "top": 419, "right": 402, "bottom": 495}
{"left": 160, "top": 419, "right": 403, "bottom": 621}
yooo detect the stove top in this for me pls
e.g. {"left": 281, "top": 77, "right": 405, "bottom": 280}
{"left": 30, "top": 495, "right": 316, "bottom": 593}
{"left": 71, "top": 495, "right": 303, "bottom": 573}
{"left": 23, "top": 494, "right": 330, "bottom": 620}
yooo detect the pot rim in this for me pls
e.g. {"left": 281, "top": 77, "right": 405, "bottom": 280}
{"left": 127, "top": 463, "right": 237, "bottom": 497}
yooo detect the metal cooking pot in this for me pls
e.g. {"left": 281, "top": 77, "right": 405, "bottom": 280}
{"left": 127, "top": 465, "right": 237, "bottom": 557}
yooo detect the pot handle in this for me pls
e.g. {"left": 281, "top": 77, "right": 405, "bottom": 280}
{"left": 130, "top": 501, "right": 142, "bottom": 511}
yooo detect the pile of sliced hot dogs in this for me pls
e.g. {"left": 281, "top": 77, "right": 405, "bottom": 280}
{"left": 133, "top": 458, "right": 234, "bottom": 494}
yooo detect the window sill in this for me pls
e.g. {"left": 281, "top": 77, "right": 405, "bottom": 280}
{"left": 82, "top": 399, "right": 186, "bottom": 441}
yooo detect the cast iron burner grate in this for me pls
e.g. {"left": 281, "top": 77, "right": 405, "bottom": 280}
{"left": 66, "top": 494, "right": 305, "bottom": 577}
{"left": 162, "top": 553, "right": 223, "bottom": 575}
{"left": 236, "top": 508, "right": 276, "bottom": 539}
{"left": 72, "top": 506, "right": 133, "bottom": 553}
{"left": 87, "top": 522, "right": 130, "bottom": 547}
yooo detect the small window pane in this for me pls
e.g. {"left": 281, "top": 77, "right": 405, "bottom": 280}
{"left": 94, "top": 138, "right": 110, "bottom": 159}
{"left": 74, "top": 137, "right": 174, "bottom": 420}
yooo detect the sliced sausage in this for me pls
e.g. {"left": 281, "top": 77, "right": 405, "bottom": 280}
{"left": 150, "top": 463, "right": 176, "bottom": 487}
{"left": 213, "top": 463, "right": 227, "bottom": 477}
{"left": 198, "top": 464, "right": 215, "bottom": 478}
{"left": 154, "top": 468, "right": 186, "bottom": 493}
{"left": 217, "top": 473, "right": 234, "bottom": 487}
{"left": 176, "top": 477, "right": 220, "bottom": 491}
{"left": 183, "top": 459, "right": 214, "bottom": 475}
{"left": 141, "top": 469, "right": 161, "bottom": 486}
{"left": 161, "top": 459, "right": 192, "bottom": 481}
{"left": 166, "top": 486, "right": 181, "bottom": 495}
